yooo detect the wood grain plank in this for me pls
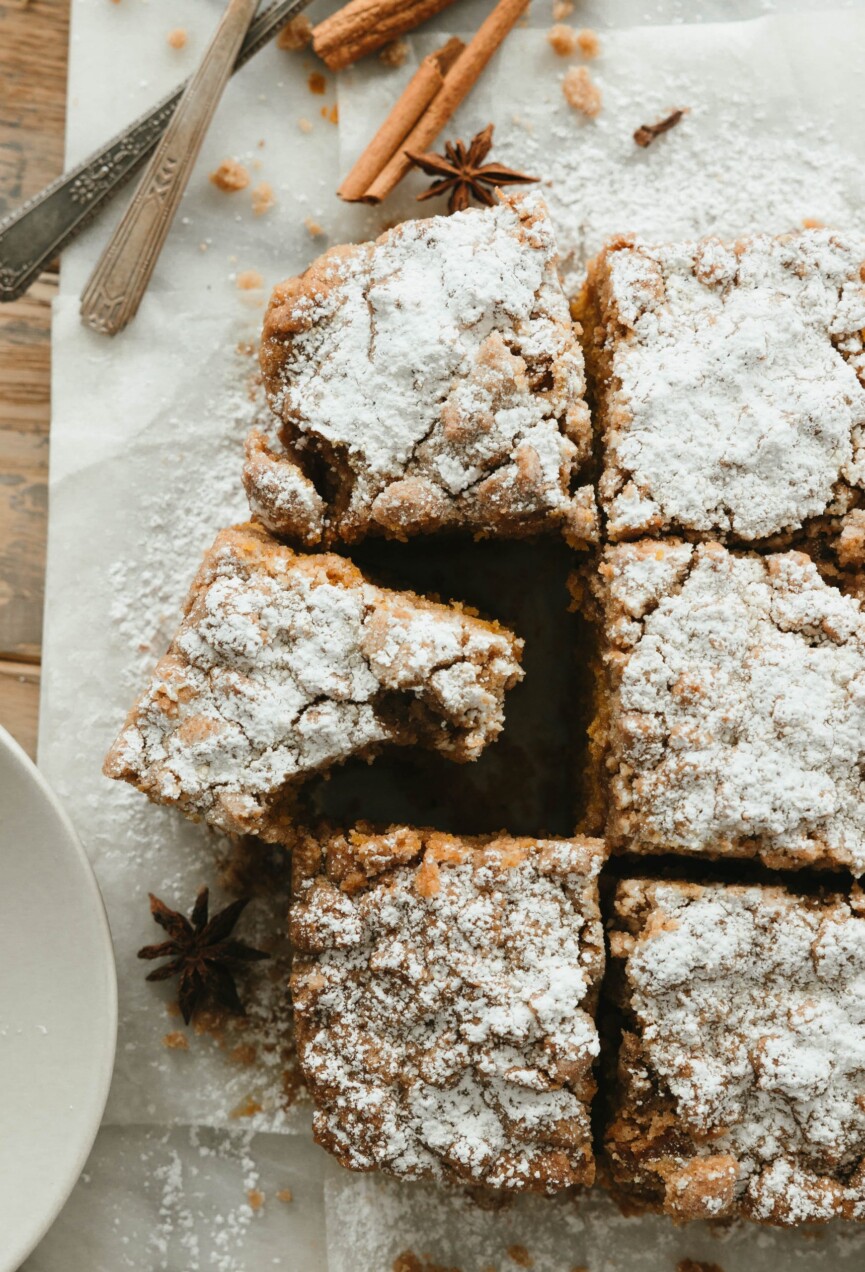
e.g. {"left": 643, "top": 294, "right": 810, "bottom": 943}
{"left": 0, "top": 272, "right": 55, "bottom": 660}
{"left": 0, "top": 658, "right": 40, "bottom": 759}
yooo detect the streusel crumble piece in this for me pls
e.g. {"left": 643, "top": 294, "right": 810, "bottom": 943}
{"left": 291, "top": 826, "right": 606, "bottom": 1192}
{"left": 249, "top": 192, "right": 596, "bottom": 549}
{"left": 104, "top": 524, "right": 523, "bottom": 840}
{"left": 578, "top": 230, "right": 865, "bottom": 548}
{"left": 605, "top": 878, "right": 865, "bottom": 1225}
{"left": 584, "top": 539, "right": 865, "bottom": 873}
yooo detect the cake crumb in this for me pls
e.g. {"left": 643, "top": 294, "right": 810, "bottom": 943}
{"left": 162, "top": 1030, "right": 189, "bottom": 1050}
{"left": 247, "top": 1188, "right": 265, "bottom": 1211}
{"left": 507, "top": 1247, "right": 534, "bottom": 1269}
{"left": 304, "top": 218, "right": 325, "bottom": 238}
{"left": 308, "top": 71, "right": 327, "bottom": 94}
{"left": 379, "top": 38, "right": 409, "bottom": 67}
{"left": 166, "top": 27, "right": 187, "bottom": 49}
{"left": 251, "top": 181, "right": 276, "bottom": 216}
{"left": 236, "top": 269, "right": 264, "bottom": 291}
{"left": 209, "top": 158, "right": 250, "bottom": 192}
{"left": 677, "top": 1262, "right": 725, "bottom": 1272}
{"left": 230, "top": 1096, "right": 263, "bottom": 1119}
{"left": 414, "top": 853, "right": 441, "bottom": 897}
{"left": 562, "top": 66, "right": 602, "bottom": 116}
{"left": 321, "top": 103, "right": 339, "bottom": 125}
{"left": 803, "top": 216, "right": 826, "bottom": 228}
{"left": 547, "top": 24, "right": 577, "bottom": 56}
{"left": 576, "top": 28, "right": 600, "bottom": 57}
{"left": 276, "top": 14, "right": 312, "bottom": 50}
{"left": 298, "top": 116, "right": 313, "bottom": 134}
{"left": 276, "top": 1188, "right": 294, "bottom": 1203}
{"left": 552, "top": 0, "right": 573, "bottom": 16}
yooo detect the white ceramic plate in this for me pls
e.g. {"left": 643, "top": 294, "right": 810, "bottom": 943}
{"left": 0, "top": 725, "right": 116, "bottom": 1271}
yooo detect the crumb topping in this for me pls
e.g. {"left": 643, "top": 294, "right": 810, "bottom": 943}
{"left": 616, "top": 880, "right": 865, "bottom": 1223}
{"left": 291, "top": 830, "right": 606, "bottom": 1193}
{"left": 104, "top": 526, "right": 523, "bottom": 839}
{"left": 254, "top": 192, "right": 594, "bottom": 547}
{"left": 594, "top": 541, "right": 865, "bottom": 872}
{"left": 209, "top": 158, "right": 250, "bottom": 193}
{"left": 562, "top": 67, "right": 602, "bottom": 118}
{"left": 593, "top": 230, "right": 865, "bottom": 540}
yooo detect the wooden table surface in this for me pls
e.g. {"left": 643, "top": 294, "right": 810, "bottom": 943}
{"left": 0, "top": 1, "right": 69, "bottom": 759}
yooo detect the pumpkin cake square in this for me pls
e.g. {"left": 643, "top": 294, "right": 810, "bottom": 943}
{"left": 103, "top": 524, "right": 523, "bottom": 841}
{"left": 604, "top": 877, "right": 865, "bottom": 1225}
{"left": 577, "top": 229, "right": 865, "bottom": 552}
{"left": 582, "top": 539, "right": 865, "bottom": 874}
{"left": 290, "top": 826, "right": 606, "bottom": 1193}
{"left": 246, "top": 191, "right": 597, "bottom": 549}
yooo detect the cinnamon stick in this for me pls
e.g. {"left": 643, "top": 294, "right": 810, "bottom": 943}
{"left": 364, "top": 0, "right": 530, "bottom": 204}
{"left": 313, "top": 0, "right": 461, "bottom": 72}
{"left": 338, "top": 37, "right": 464, "bottom": 202}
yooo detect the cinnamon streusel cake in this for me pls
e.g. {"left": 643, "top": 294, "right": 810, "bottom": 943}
{"left": 605, "top": 878, "right": 865, "bottom": 1225}
{"left": 577, "top": 229, "right": 865, "bottom": 550}
{"left": 247, "top": 191, "right": 597, "bottom": 548}
{"left": 104, "top": 524, "right": 523, "bottom": 840}
{"left": 290, "top": 826, "right": 606, "bottom": 1193}
{"left": 583, "top": 539, "right": 865, "bottom": 873}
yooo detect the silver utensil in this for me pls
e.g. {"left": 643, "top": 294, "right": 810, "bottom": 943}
{"left": 0, "top": 0, "right": 313, "bottom": 304}
{"left": 80, "top": 0, "right": 258, "bottom": 335}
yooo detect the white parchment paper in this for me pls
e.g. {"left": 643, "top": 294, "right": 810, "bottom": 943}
{"left": 30, "top": 2, "right": 865, "bottom": 1267}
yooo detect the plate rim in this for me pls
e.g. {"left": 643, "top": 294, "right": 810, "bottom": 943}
{"left": 0, "top": 723, "right": 117, "bottom": 1272}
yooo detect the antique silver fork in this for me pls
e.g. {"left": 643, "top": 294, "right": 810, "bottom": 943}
{"left": 0, "top": 0, "right": 313, "bottom": 305}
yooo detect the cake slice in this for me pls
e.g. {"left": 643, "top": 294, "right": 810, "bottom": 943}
{"left": 581, "top": 539, "right": 865, "bottom": 874}
{"left": 291, "top": 825, "right": 606, "bottom": 1193}
{"left": 247, "top": 191, "right": 596, "bottom": 549}
{"left": 103, "top": 524, "right": 523, "bottom": 840}
{"left": 577, "top": 229, "right": 865, "bottom": 552}
{"left": 605, "top": 877, "right": 865, "bottom": 1225}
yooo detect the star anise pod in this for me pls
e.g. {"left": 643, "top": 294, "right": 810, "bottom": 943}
{"left": 138, "top": 888, "right": 269, "bottom": 1025}
{"left": 405, "top": 123, "right": 538, "bottom": 215}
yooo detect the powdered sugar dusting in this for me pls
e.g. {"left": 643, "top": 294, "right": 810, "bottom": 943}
{"left": 594, "top": 541, "right": 865, "bottom": 872}
{"left": 252, "top": 192, "right": 595, "bottom": 546}
{"left": 616, "top": 880, "right": 865, "bottom": 1224}
{"left": 105, "top": 524, "right": 523, "bottom": 839}
{"left": 291, "top": 829, "right": 605, "bottom": 1192}
{"left": 591, "top": 230, "right": 865, "bottom": 540}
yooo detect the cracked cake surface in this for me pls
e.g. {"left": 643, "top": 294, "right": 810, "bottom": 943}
{"left": 585, "top": 539, "right": 865, "bottom": 873}
{"left": 605, "top": 878, "right": 865, "bottom": 1225}
{"left": 103, "top": 524, "right": 523, "bottom": 840}
{"left": 249, "top": 191, "right": 596, "bottom": 548}
{"left": 290, "top": 826, "right": 606, "bottom": 1193}
{"left": 579, "top": 229, "right": 865, "bottom": 545}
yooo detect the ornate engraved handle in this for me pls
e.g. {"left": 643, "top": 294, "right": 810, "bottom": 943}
{"left": 79, "top": 0, "right": 259, "bottom": 335}
{"left": 0, "top": 0, "right": 312, "bottom": 304}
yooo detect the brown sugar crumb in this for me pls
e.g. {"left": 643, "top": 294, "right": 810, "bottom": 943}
{"left": 276, "top": 1188, "right": 294, "bottom": 1204}
{"left": 562, "top": 66, "right": 602, "bottom": 116}
{"left": 576, "top": 28, "right": 600, "bottom": 57}
{"left": 209, "top": 158, "right": 250, "bottom": 193}
{"left": 276, "top": 14, "right": 312, "bottom": 51}
{"left": 321, "top": 103, "right": 339, "bottom": 125}
{"left": 507, "top": 1247, "right": 534, "bottom": 1269}
{"left": 379, "top": 38, "right": 409, "bottom": 67}
{"left": 247, "top": 1188, "right": 265, "bottom": 1211}
{"left": 547, "top": 23, "right": 577, "bottom": 56}
{"left": 167, "top": 27, "right": 187, "bottom": 49}
{"left": 308, "top": 71, "right": 327, "bottom": 95}
{"left": 552, "top": 0, "right": 574, "bottom": 16}
{"left": 236, "top": 269, "right": 264, "bottom": 291}
{"left": 162, "top": 1030, "right": 189, "bottom": 1050}
{"left": 229, "top": 1095, "right": 263, "bottom": 1119}
{"left": 803, "top": 216, "right": 826, "bottom": 229}
{"left": 251, "top": 181, "right": 276, "bottom": 216}
{"left": 393, "top": 1254, "right": 461, "bottom": 1272}
{"left": 298, "top": 117, "right": 313, "bottom": 134}
{"left": 414, "top": 853, "right": 441, "bottom": 897}
{"left": 304, "top": 218, "right": 325, "bottom": 239}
